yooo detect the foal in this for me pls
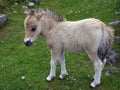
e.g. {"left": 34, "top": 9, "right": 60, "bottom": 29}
{"left": 24, "top": 9, "right": 114, "bottom": 88}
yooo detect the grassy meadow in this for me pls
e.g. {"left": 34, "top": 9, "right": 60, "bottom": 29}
{"left": 0, "top": 0, "right": 120, "bottom": 90}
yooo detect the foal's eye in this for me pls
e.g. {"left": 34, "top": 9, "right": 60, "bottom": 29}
{"left": 31, "top": 25, "right": 37, "bottom": 32}
{"left": 31, "top": 27, "right": 36, "bottom": 32}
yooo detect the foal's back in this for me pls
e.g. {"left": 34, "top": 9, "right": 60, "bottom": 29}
{"left": 47, "top": 18, "right": 103, "bottom": 52}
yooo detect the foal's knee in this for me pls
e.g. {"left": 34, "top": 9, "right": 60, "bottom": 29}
{"left": 50, "top": 59, "right": 57, "bottom": 65}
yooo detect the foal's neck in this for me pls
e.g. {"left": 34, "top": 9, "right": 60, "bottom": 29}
{"left": 40, "top": 18, "right": 58, "bottom": 39}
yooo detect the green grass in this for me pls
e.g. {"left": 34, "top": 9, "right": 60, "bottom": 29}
{"left": 0, "top": 0, "right": 120, "bottom": 90}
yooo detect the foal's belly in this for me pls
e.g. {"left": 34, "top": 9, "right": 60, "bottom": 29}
{"left": 63, "top": 43, "right": 83, "bottom": 52}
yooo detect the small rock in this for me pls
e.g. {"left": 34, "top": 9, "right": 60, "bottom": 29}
{"left": 109, "top": 20, "right": 120, "bottom": 25}
{"left": 105, "top": 71, "right": 111, "bottom": 76}
{"left": 115, "top": 12, "right": 120, "bottom": 15}
{"left": 0, "top": 14, "right": 7, "bottom": 24}
{"left": 33, "top": 0, "right": 39, "bottom": 4}
{"left": 108, "top": 51, "right": 118, "bottom": 65}
{"left": 22, "top": 6, "right": 28, "bottom": 10}
{"left": 28, "top": 2, "right": 35, "bottom": 7}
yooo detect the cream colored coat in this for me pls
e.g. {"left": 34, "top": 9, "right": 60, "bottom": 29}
{"left": 24, "top": 9, "right": 114, "bottom": 88}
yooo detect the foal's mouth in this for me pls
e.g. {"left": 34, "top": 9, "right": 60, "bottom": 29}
{"left": 24, "top": 40, "right": 32, "bottom": 46}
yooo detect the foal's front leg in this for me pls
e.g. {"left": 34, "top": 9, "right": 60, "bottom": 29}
{"left": 58, "top": 52, "right": 68, "bottom": 79}
{"left": 46, "top": 50, "right": 58, "bottom": 81}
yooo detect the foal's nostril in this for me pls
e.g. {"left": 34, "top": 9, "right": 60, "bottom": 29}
{"left": 24, "top": 41, "right": 32, "bottom": 46}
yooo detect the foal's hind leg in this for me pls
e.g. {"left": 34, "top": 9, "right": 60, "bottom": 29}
{"left": 91, "top": 59, "right": 103, "bottom": 88}
{"left": 88, "top": 53, "right": 104, "bottom": 88}
{"left": 58, "top": 51, "right": 68, "bottom": 79}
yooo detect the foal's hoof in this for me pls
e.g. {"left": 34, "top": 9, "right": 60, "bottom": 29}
{"left": 89, "top": 85, "right": 95, "bottom": 88}
{"left": 90, "top": 83, "right": 96, "bottom": 88}
{"left": 59, "top": 73, "right": 68, "bottom": 80}
{"left": 46, "top": 76, "right": 55, "bottom": 81}
{"left": 90, "top": 82, "right": 100, "bottom": 88}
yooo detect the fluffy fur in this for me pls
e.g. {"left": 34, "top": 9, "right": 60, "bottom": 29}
{"left": 24, "top": 9, "right": 114, "bottom": 88}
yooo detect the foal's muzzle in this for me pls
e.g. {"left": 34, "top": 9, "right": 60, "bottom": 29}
{"left": 24, "top": 40, "right": 32, "bottom": 46}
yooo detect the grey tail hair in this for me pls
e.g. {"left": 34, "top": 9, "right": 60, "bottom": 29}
{"left": 97, "top": 26, "right": 114, "bottom": 62}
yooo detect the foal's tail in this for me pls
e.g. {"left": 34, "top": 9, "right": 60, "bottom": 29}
{"left": 97, "top": 25, "right": 114, "bottom": 62}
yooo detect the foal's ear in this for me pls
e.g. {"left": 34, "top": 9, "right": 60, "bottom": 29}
{"left": 29, "top": 10, "right": 35, "bottom": 15}
{"left": 35, "top": 13, "right": 43, "bottom": 20}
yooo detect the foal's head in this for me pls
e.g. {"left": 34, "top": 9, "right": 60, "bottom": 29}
{"left": 24, "top": 10, "right": 43, "bottom": 46}
{"left": 24, "top": 9, "right": 64, "bottom": 46}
